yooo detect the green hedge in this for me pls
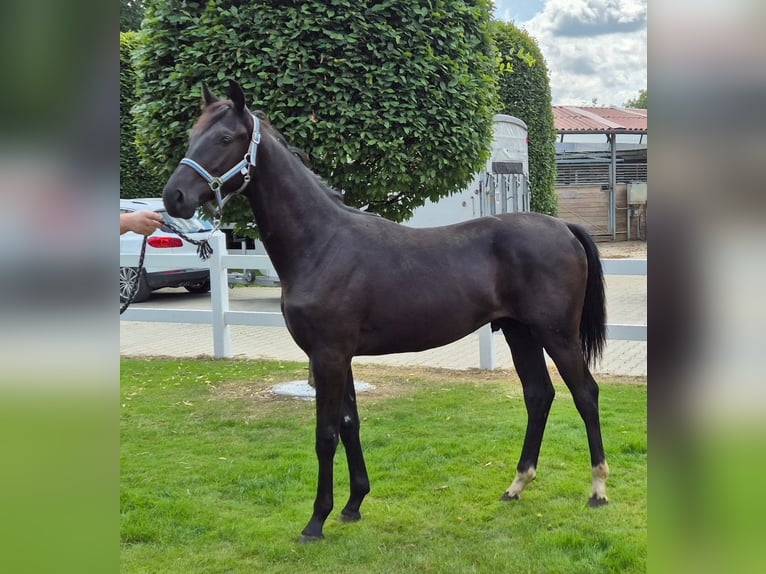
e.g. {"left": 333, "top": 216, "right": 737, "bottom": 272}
{"left": 492, "top": 21, "right": 557, "bottom": 216}
{"left": 133, "top": 0, "right": 497, "bottom": 231}
{"left": 120, "top": 31, "right": 166, "bottom": 199}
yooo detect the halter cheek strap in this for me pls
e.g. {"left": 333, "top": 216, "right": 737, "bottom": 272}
{"left": 179, "top": 113, "right": 261, "bottom": 217}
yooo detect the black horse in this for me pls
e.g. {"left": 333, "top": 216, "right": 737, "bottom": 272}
{"left": 163, "top": 82, "right": 609, "bottom": 542}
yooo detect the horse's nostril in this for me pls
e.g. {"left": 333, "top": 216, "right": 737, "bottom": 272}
{"left": 175, "top": 189, "right": 184, "bottom": 203}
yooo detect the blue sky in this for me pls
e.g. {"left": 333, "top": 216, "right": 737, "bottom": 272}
{"left": 494, "top": 0, "right": 545, "bottom": 23}
{"left": 493, "top": 0, "right": 647, "bottom": 106}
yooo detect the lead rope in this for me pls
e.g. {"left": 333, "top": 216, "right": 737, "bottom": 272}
{"left": 120, "top": 236, "right": 148, "bottom": 315}
{"left": 164, "top": 219, "right": 216, "bottom": 260}
{"left": 119, "top": 219, "right": 217, "bottom": 315}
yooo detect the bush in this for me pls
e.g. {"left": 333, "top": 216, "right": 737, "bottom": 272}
{"left": 120, "top": 31, "right": 166, "bottom": 199}
{"left": 133, "top": 0, "right": 497, "bottom": 231}
{"left": 492, "top": 21, "right": 557, "bottom": 216}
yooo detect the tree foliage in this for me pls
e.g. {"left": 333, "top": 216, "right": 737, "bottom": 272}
{"left": 120, "top": 32, "right": 166, "bottom": 199}
{"left": 120, "top": 0, "right": 145, "bottom": 32}
{"left": 492, "top": 21, "right": 557, "bottom": 216}
{"left": 133, "top": 0, "right": 497, "bottom": 232}
{"left": 624, "top": 89, "right": 647, "bottom": 109}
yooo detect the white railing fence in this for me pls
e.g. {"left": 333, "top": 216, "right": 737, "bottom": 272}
{"left": 120, "top": 232, "right": 646, "bottom": 369}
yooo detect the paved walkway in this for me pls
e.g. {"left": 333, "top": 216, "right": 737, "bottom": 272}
{"left": 120, "top": 274, "right": 646, "bottom": 377}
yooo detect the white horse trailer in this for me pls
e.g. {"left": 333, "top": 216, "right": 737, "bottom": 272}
{"left": 405, "top": 114, "right": 530, "bottom": 228}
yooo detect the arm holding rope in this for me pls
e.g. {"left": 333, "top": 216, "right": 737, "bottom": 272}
{"left": 121, "top": 211, "right": 163, "bottom": 235}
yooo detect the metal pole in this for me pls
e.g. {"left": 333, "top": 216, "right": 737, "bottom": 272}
{"left": 500, "top": 175, "right": 508, "bottom": 214}
{"left": 610, "top": 133, "right": 617, "bottom": 240}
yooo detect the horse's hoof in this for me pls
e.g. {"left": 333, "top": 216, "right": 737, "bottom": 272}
{"left": 500, "top": 491, "right": 520, "bottom": 501}
{"left": 297, "top": 533, "right": 324, "bottom": 544}
{"left": 339, "top": 510, "right": 362, "bottom": 523}
{"left": 588, "top": 495, "right": 608, "bottom": 508}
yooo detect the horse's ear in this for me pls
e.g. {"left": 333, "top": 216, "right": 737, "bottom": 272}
{"left": 201, "top": 83, "right": 219, "bottom": 108}
{"left": 228, "top": 81, "right": 246, "bottom": 113}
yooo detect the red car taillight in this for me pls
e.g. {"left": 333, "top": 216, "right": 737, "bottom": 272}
{"left": 148, "top": 236, "right": 183, "bottom": 248}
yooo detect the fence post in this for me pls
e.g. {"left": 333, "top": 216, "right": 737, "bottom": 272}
{"left": 209, "top": 232, "right": 231, "bottom": 357}
{"left": 478, "top": 323, "right": 496, "bottom": 370}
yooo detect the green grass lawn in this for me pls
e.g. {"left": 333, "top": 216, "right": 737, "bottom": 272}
{"left": 121, "top": 358, "right": 646, "bottom": 573}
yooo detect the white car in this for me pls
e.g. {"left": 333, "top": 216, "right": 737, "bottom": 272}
{"left": 120, "top": 198, "right": 213, "bottom": 303}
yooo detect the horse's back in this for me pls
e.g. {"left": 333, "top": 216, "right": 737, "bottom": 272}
{"left": 321, "top": 210, "right": 586, "bottom": 305}
{"left": 375, "top": 212, "right": 585, "bottom": 277}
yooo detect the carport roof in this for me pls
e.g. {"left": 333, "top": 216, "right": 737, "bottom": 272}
{"left": 553, "top": 106, "right": 647, "bottom": 134}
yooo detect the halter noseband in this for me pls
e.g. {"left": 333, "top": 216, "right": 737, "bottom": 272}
{"left": 179, "top": 112, "right": 261, "bottom": 218}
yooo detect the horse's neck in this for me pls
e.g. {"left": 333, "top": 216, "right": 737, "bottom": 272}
{"left": 248, "top": 138, "right": 347, "bottom": 281}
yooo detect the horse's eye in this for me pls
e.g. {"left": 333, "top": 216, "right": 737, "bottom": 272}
{"left": 221, "top": 135, "right": 233, "bottom": 145}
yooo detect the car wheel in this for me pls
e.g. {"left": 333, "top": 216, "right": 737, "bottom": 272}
{"left": 120, "top": 267, "right": 152, "bottom": 303}
{"left": 185, "top": 281, "right": 210, "bottom": 294}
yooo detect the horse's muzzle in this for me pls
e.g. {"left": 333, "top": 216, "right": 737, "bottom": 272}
{"left": 162, "top": 183, "right": 198, "bottom": 219}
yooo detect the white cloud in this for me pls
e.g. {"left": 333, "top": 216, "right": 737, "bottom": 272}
{"left": 496, "top": 0, "right": 647, "bottom": 106}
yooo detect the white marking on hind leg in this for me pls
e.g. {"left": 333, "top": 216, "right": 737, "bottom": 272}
{"left": 589, "top": 461, "right": 609, "bottom": 506}
{"left": 502, "top": 467, "right": 536, "bottom": 500}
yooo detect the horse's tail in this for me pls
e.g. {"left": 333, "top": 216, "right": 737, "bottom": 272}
{"left": 567, "top": 223, "right": 607, "bottom": 367}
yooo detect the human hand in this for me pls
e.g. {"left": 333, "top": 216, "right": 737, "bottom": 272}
{"left": 120, "top": 210, "right": 164, "bottom": 236}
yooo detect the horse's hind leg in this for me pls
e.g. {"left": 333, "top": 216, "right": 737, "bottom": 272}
{"left": 541, "top": 331, "right": 609, "bottom": 506}
{"left": 338, "top": 366, "right": 371, "bottom": 522}
{"left": 498, "top": 320, "right": 555, "bottom": 501}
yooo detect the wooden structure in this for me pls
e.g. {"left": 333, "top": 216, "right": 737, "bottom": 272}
{"left": 552, "top": 106, "right": 647, "bottom": 241}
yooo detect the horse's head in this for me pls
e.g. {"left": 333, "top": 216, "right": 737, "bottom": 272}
{"left": 163, "top": 82, "right": 258, "bottom": 219}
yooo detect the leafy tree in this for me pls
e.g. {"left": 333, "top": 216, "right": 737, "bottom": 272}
{"left": 133, "top": 0, "right": 497, "bottom": 233}
{"left": 624, "top": 89, "right": 647, "bottom": 109}
{"left": 120, "top": 0, "right": 145, "bottom": 32}
{"left": 120, "top": 32, "right": 166, "bottom": 198}
{"left": 492, "top": 21, "right": 557, "bottom": 216}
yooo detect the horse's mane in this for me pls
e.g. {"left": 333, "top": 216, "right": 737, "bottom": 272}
{"left": 253, "top": 110, "right": 375, "bottom": 217}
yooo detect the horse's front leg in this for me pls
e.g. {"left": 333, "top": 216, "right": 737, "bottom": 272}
{"left": 299, "top": 352, "right": 350, "bottom": 542}
{"left": 339, "top": 367, "right": 370, "bottom": 522}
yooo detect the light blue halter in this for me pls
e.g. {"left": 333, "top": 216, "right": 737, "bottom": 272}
{"left": 179, "top": 112, "right": 261, "bottom": 219}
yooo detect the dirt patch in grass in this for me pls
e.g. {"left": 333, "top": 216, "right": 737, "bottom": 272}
{"left": 209, "top": 363, "right": 645, "bottom": 406}
{"left": 208, "top": 365, "right": 508, "bottom": 405}
{"left": 212, "top": 379, "right": 279, "bottom": 401}
{"left": 353, "top": 363, "right": 645, "bottom": 387}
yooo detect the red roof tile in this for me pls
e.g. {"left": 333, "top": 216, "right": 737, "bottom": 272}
{"left": 553, "top": 106, "right": 647, "bottom": 133}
